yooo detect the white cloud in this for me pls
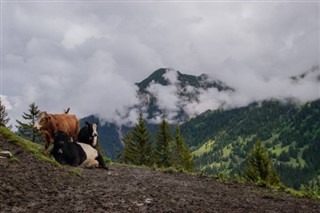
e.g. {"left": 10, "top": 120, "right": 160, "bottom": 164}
{"left": 2, "top": 2, "right": 319, "bottom": 128}
{"left": 184, "top": 88, "right": 233, "bottom": 118}
{"left": 0, "top": 95, "right": 13, "bottom": 110}
{"left": 62, "top": 25, "right": 101, "bottom": 49}
{"left": 147, "top": 81, "right": 180, "bottom": 122}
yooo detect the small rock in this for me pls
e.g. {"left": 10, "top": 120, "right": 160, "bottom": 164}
{"left": 145, "top": 198, "right": 153, "bottom": 204}
{"left": 0, "top": 151, "right": 13, "bottom": 158}
{"left": 133, "top": 201, "right": 144, "bottom": 207}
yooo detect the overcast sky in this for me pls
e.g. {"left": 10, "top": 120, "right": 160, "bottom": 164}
{"left": 1, "top": 1, "right": 319, "bottom": 128}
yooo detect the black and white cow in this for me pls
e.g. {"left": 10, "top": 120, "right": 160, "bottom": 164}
{"left": 78, "top": 122, "right": 98, "bottom": 148}
{"left": 50, "top": 131, "right": 108, "bottom": 169}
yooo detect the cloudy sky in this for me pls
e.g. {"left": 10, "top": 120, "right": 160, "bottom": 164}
{"left": 1, "top": 1, "right": 319, "bottom": 128}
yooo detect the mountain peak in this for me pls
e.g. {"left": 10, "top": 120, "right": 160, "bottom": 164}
{"left": 134, "top": 68, "right": 235, "bottom": 123}
{"left": 136, "top": 68, "right": 170, "bottom": 91}
{"left": 136, "top": 68, "right": 234, "bottom": 92}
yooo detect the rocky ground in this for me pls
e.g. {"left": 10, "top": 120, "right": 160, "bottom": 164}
{"left": 1, "top": 136, "right": 320, "bottom": 213}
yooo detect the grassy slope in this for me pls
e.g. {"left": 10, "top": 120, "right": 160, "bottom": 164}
{"left": 193, "top": 140, "right": 215, "bottom": 157}
{"left": 184, "top": 100, "right": 320, "bottom": 189}
{"left": 0, "top": 126, "right": 60, "bottom": 166}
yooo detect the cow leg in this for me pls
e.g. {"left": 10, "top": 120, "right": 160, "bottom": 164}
{"left": 43, "top": 134, "right": 51, "bottom": 155}
{"left": 90, "top": 160, "right": 99, "bottom": 168}
{"left": 83, "top": 159, "right": 99, "bottom": 168}
{"left": 96, "top": 153, "right": 108, "bottom": 170}
{"left": 71, "top": 156, "right": 81, "bottom": 167}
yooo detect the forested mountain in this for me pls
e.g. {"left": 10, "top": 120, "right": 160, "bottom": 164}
{"left": 80, "top": 68, "right": 319, "bottom": 190}
{"left": 181, "top": 99, "right": 320, "bottom": 189}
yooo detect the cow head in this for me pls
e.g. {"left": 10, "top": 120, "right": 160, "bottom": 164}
{"left": 34, "top": 111, "right": 50, "bottom": 131}
{"left": 54, "top": 131, "right": 70, "bottom": 147}
{"left": 51, "top": 131, "right": 70, "bottom": 165}
{"left": 85, "top": 121, "right": 98, "bottom": 147}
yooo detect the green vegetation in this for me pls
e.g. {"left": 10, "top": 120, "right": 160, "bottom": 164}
{"left": 120, "top": 114, "right": 194, "bottom": 172}
{"left": 9, "top": 157, "right": 19, "bottom": 163}
{"left": 0, "top": 98, "right": 11, "bottom": 129}
{"left": 182, "top": 99, "right": 320, "bottom": 190}
{"left": 170, "top": 125, "right": 194, "bottom": 172}
{"left": 243, "top": 141, "right": 280, "bottom": 187}
{"left": 193, "top": 140, "right": 215, "bottom": 156}
{"left": 16, "top": 102, "right": 43, "bottom": 143}
{"left": 0, "top": 126, "right": 59, "bottom": 167}
{"left": 121, "top": 113, "right": 153, "bottom": 166}
{"left": 70, "top": 168, "right": 82, "bottom": 176}
{"left": 154, "top": 118, "right": 171, "bottom": 168}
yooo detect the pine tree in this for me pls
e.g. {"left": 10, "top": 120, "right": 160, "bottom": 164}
{"left": 0, "top": 98, "right": 11, "bottom": 128}
{"left": 171, "top": 125, "right": 194, "bottom": 172}
{"left": 121, "top": 113, "right": 153, "bottom": 166}
{"left": 16, "top": 102, "right": 43, "bottom": 143}
{"left": 155, "top": 118, "right": 171, "bottom": 168}
{"left": 243, "top": 141, "right": 280, "bottom": 186}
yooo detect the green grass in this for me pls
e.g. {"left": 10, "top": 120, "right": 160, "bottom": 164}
{"left": 70, "top": 168, "right": 82, "bottom": 176}
{"left": 269, "top": 144, "right": 288, "bottom": 156}
{"left": 192, "top": 140, "right": 215, "bottom": 156}
{"left": 0, "top": 126, "right": 60, "bottom": 167}
{"left": 222, "top": 145, "right": 232, "bottom": 158}
{"left": 9, "top": 156, "right": 19, "bottom": 163}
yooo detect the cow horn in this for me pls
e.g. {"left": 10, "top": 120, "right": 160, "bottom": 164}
{"left": 64, "top": 108, "right": 70, "bottom": 114}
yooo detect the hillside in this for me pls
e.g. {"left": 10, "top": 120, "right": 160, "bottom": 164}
{"left": 82, "top": 98, "right": 320, "bottom": 190}
{"left": 181, "top": 99, "right": 320, "bottom": 189}
{"left": 1, "top": 127, "right": 320, "bottom": 212}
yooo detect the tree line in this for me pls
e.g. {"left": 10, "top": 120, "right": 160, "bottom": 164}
{"left": 120, "top": 113, "right": 194, "bottom": 172}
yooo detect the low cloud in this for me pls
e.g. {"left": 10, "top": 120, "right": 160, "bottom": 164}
{"left": 147, "top": 81, "right": 180, "bottom": 123}
{"left": 2, "top": 2, "right": 319, "bottom": 128}
{"left": 141, "top": 67, "right": 319, "bottom": 124}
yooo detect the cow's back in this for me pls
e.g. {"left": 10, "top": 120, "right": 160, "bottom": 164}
{"left": 50, "top": 114, "right": 80, "bottom": 141}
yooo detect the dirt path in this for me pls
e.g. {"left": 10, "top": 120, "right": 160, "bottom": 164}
{"left": 1, "top": 137, "right": 319, "bottom": 213}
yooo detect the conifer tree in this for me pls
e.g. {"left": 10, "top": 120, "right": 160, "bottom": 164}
{"left": 243, "top": 141, "right": 280, "bottom": 186}
{"left": 121, "top": 113, "right": 153, "bottom": 166}
{"left": 16, "top": 102, "right": 43, "bottom": 143}
{"left": 171, "top": 125, "right": 194, "bottom": 172}
{"left": 155, "top": 118, "right": 171, "bottom": 167}
{"left": 0, "top": 98, "right": 11, "bottom": 128}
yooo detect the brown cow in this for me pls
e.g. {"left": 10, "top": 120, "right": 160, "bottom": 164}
{"left": 34, "top": 111, "right": 80, "bottom": 154}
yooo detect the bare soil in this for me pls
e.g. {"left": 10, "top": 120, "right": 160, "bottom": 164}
{"left": 1, "top": 137, "right": 320, "bottom": 213}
